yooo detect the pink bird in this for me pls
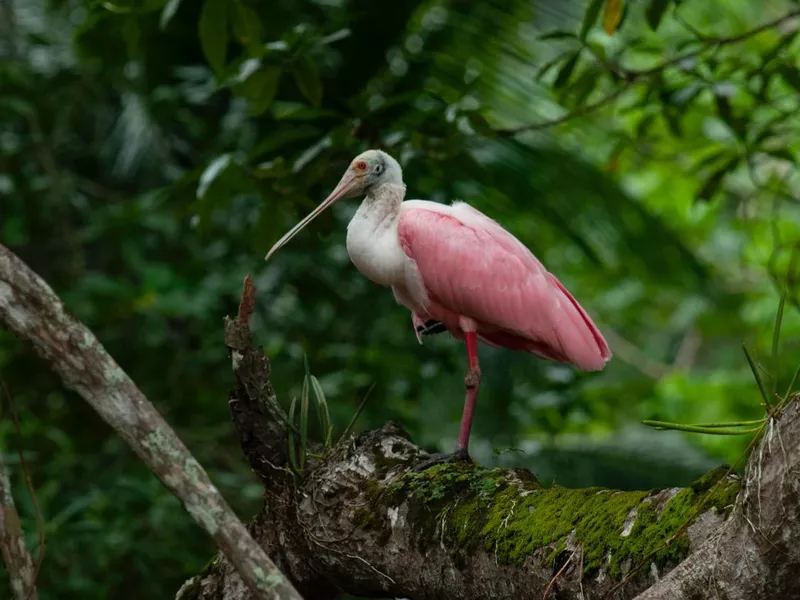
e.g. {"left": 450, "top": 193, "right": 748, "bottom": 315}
{"left": 266, "top": 149, "right": 612, "bottom": 469}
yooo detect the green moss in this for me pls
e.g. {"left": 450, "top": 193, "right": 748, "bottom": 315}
{"left": 366, "top": 462, "right": 742, "bottom": 581}
{"left": 690, "top": 465, "right": 729, "bottom": 493}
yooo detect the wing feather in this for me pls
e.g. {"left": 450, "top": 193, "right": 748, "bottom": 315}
{"left": 397, "top": 201, "right": 611, "bottom": 371}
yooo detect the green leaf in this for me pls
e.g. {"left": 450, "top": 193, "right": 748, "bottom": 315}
{"left": 310, "top": 375, "right": 332, "bottom": 446}
{"left": 538, "top": 30, "right": 578, "bottom": 41}
{"left": 0, "top": 97, "right": 36, "bottom": 117}
{"left": 691, "top": 149, "right": 728, "bottom": 173}
{"left": 662, "top": 109, "right": 683, "bottom": 137}
{"left": 197, "top": 154, "right": 233, "bottom": 200}
{"left": 771, "top": 289, "right": 787, "bottom": 398}
{"left": 714, "top": 95, "right": 741, "bottom": 137}
{"left": 743, "top": 342, "right": 772, "bottom": 408}
{"left": 778, "top": 64, "right": 800, "bottom": 92}
{"left": 536, "top": 55, "right": 568, "bottom": 80}
{"left": 587, "top": 41, "right": 607, "bottom": 62}
{"left": 199, "top": 0, "right": 228, "bottom": 74}
{"left": 565, "top": 68, "right": 600, "bottom": 105}
{"left": 292, "top": 56, "right": 322, "bottom": 107}
{"left": 300, "top": 371, "right": 309, "bottom": 468}
{"left": 554, "top": 51, "right": 581, "bottom": 89}
{"left": 580, "top": 0, "right": 604, "bottom": 40}
{"left": 762, "top": 31, "right": 800, "bottom": 67}
{"left": 250, "top": 125, "right": 321, "bottom": 158}
{"left": 340, "top": 383, "right": 375, "bottom": 442}
{"left": 642, "top": 420, "right": 763, "bottom": 435}
{"left": 230, "top": 1, "right": 262, "bottom": 48}
{"left": 635, "top": 113, "right": 657, "bottom": 138}
{"left": 697, "top": 156, "right": 738, "bottom": 201}
{"left": 645, "top": 0, "right": 671, "bottom": 30}
{"left": 671, "top": 83, "right": 702, "bottom": 106}
{"left": 466, "top": 111, "right": 496, "bottom": 137}
{"left": 237, "top": 67, "right": 281, "bottom": 115}
{"left": 765, "top": 147, "right": 795, "bottom": 162}
{"left": 160, "top": 0, "right": 182, "bottom": 30}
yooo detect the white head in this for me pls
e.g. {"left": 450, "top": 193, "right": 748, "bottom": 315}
{"left": 265, "top": 149, "right": 404, "bottom": 260}
{"left": 349, "top": 149, "right": 404, "bottom": 193}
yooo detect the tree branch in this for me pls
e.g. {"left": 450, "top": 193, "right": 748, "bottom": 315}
{"left": 0, "top": 450, "right": 38, "bottom": 600}
{"left": 179, "top": 277, "right": 800, "bottom": 600}
{"left": 497, "top": 8, "right": 800, "bottom": 136}
{"left": 636, "top": 408, "right": 800, "bottom": 599}
{"left": 0, "top": 244, "right": 304, "bottom": 600}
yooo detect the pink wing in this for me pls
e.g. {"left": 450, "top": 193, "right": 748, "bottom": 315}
{"left": 397, "top": 201, "right": 611, "bottom": 371}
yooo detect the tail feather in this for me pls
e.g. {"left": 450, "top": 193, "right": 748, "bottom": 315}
{"left": 548, "top": 274, "right": 612, "bottom": 371}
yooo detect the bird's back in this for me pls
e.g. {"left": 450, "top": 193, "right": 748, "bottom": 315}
{"left": 397, "top": 200, "right": 611, "bottom": 371}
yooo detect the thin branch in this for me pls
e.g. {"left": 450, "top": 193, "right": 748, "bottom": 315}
{"left": 0, "top": 244, "right": 304, "bottom": 600}
{"left": 1, "top": 382, "right": 45, "bottom": 600}
{"left": 497, "top": 86, "right": 628, "bottom": 136}
{"left": 543, "top": 550, "right": 575, "bottom": 599}
{"left": 498, "top": 9, "right": 800, "bottom": 136}
{"left": 0, "top": 448, "right": 38, "bottom": 600}
{"left": 625, "top": 9, "right": 800, "bottom": 79}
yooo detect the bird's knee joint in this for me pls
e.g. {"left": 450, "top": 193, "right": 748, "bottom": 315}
{"left": 464, "top": 368, "right": 481, "bottom": 388}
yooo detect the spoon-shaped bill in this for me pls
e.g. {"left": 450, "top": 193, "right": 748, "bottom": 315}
{"left": 264, "top": 169, "right": 360, "bottom": 261}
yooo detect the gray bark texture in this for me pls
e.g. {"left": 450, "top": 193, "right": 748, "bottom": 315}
{"left": 0, "top": 245, "right": 303, "bottom": 600}
{"left": 178, "top": 277, "right": 800, "bottom": 600}
{"left": 0, "top": 450, "right": 39, "bottom": 600}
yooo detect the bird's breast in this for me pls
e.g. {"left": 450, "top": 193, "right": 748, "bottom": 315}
{"left": 346, "top": 212, "right": 409, "bottom": 288}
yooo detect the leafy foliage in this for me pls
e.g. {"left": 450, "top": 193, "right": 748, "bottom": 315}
{"left": 1, "top": 0, "right": 800, "bottom": 598}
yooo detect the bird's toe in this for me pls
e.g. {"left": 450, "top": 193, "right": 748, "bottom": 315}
{"left": 413, "top": 448, "right": 472, "bottom": 472}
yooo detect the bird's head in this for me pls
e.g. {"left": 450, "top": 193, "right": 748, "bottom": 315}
{"left": 265, "top": 149, "right": 403, "bottom": 260}
{"left": 346, "top": 149, "right": 403, "bottom": 196}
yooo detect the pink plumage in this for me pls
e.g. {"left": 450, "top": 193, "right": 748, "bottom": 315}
{"left": 397, "top": 201, "right": 611, "bottom": 372}
{"left": 265, "top": 149, "right": 612, "bottom": 466}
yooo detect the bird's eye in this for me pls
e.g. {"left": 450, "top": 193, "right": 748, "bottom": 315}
{"left": 375, "top": 164, "right": 383, "bottom": 175}
{"left": 356, "top": 161, "right": 368, "bottom": 171}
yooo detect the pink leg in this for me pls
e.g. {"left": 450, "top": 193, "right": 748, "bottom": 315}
{"left": 455, "top": 331, "right": 481, "bottom": 453}
{"left": 414, "top": 329, "right": 480, "bottom": 471}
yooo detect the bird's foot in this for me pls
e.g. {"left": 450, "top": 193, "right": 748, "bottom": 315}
{"left": 413, "top": 447, "right": 472, "bottom": 472}
{"left": 416, "top": 320, "right": 447, "bottom": 336}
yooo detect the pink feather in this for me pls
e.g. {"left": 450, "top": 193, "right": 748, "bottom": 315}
{"left": 397, "top": 201, "right": 611, "bottom": 371}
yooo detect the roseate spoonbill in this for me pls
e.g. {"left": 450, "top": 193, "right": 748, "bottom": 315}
{"left": 265, "top": 150, "right": 612, "bottom": 469}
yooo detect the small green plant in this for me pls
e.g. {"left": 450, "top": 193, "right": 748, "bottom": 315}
{"left": 643, "top": 290, "right": 797, "bottom": 436}
{"left": 288, "top": 356, "right": 329, "bottom": 473}
{"left": 286, "top": 356, "right": 373, "bottom": 475}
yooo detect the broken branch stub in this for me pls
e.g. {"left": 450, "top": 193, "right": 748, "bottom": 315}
{"left": 0, "top": 244, "right": 304, "bottom": 600}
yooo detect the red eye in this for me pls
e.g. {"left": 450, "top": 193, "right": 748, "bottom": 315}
{"left": 356, "top": 161, "right": 367, "bottom": 171}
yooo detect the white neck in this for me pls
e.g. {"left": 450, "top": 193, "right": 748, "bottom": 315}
{"left": 345, "top": 183, "right": 409, "bottom": 287}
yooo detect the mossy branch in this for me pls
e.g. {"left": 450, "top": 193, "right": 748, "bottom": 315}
{"left": 179, "top": 276, "right": 800, "bottom": 600}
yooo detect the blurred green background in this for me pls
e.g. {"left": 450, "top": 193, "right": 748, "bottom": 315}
{"left": 1, "top": 0, "right": 800, "bottom": 597}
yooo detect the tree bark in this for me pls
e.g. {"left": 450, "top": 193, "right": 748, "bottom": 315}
{"left": 178, "top": 277, "right": 800, "bottom": 600}
{"left": 0, "top": 245, "right": 303, "bottom": 600}
{"left": 0, "top": 450, "right": 39, "bottom": 600}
